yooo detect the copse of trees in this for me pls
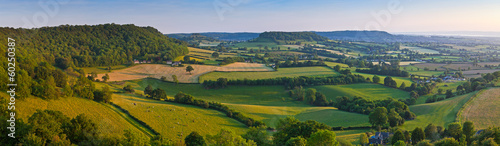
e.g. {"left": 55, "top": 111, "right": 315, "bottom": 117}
{"left": 335, "top": 96, "right": 415, "bottom": 120}
{"left": 277, "top": 60, "right": 327, "bottom": 68}
{"left": 203, "top": 74, "right": 367, "bottom": 89}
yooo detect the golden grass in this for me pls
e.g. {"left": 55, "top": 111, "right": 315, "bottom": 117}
{"left": 460, "top": 88, "right": 500, "bottom": 129}
{"left": 97, "top": 63, "right": 272, "bottom": 83}
{"left": 1, "top": 93, "right": 144, "bottom": 138}
{"left": 112, "top": 93, "right": 248, "bottom": 140}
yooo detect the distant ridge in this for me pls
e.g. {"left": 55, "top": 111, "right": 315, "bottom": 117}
{"left": 167, "top": 32, "right": 260, "bottom": 41}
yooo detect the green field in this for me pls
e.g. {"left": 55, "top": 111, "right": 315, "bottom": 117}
{"left": 1, "top": 93, "right": 145, "bottom": 138}
{"left": 114, "top": 79, "right": 370, "bottom": 128}
{"left": 401, "top": 46, "right": 440, "bottom": 54}
{"left": 112, "top": 93, "right": 248, "bottom": 140}
{"left": 81, "top": 64, "right": 130, "bottom": 74}
{"left": 460, "top": 88, "right": 500, "bottom": 129}
{"left": 313, "top": 83, "right": 410, "bottom": 101}
{"left": 199, "top": 66, "right": 338, "bottom": 82}
{"left": 401, "top": 91, "right": 478, "bottom": 130}
{"left": 351, "top": 70, "right": 413, "bottom": 86}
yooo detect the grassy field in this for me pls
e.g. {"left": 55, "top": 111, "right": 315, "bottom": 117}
{"left": 200, "top": 66, "right": 338, "bottom": 82}
{"left": 97, "top": 63, "right": 273, "bottom": 83}
{"left": 114, "top": 79, "right": 371, "bottom": 128}
{"left": 401, "top": 46, "right": 440, "bottom": 54}
{"left": 1, "top": 93, "right": 145, "bottom": 138}
{"left": 112, "top": 93, "right": 248, "bottom": 140}
{"left": 81, "top": 64, "right": 130, "bottom": 74}
{"left": 350, "top": 70, "right": 413, "bottom": 86}
{"left": 460, "top": 88, "right": 500, "bottom": 129}
{"left": 403, "top": 65, "right": 444, "bottom": 77}
{"left": 313, "top": 83, "right": 410, "bottom": 101}
{"left": 401, "top": 91, "right": 478, "bottom": 130}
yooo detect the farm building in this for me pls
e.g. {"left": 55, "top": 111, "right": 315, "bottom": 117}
{"left": 369, "top": 132, "right": 391, "bottom": 145}
{"left": 166, "top": 61, "right": 173, "bottom": 64}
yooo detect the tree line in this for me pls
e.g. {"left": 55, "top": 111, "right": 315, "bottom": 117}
{"left": 202, "top": 73, "right": 367, "bottom": 89}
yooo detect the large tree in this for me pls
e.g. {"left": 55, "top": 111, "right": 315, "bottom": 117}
{"left": 369, "top": 107, "right": 388, "bottom": 130}
{"left": 412, "top": 127, "right": 426, "bottom": 144}
{"left": 307, "top": 130, "right": 339, "bottom": 146}
{"left": 186, "top": 65, "right": 194, "bottom": 74}
{"left": 392, "top": 130, "right": 406, "bottom": 145}
{"left": 447, "top": 122, "right": 463, "bottom": 140}
{"left": 462, "top": 121, "right": 475, "bottom": 144}
{"left": 185, "top": 131, "right": 206, "bottom": 146}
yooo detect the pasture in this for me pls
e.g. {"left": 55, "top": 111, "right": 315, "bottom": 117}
{"left": 460, "top": 88, "right": 500, "bottom": 129}
{"left": 115, "top": 79, "right": 371, "bottom": 128}
{"left": 402, "top": 91, "right": 477, "bottom": 130}
{"left": 1, "top": 93, "right": 145, "bottom": 138}
{"left": 313, "top": 83, "right": 410, "bottom": 101}
{"left": 111, "top": 93, "right": 248, "bottom": 140}
{"left": 199, "top": 66, "right": 338, "bottom": 82}
{"left": 97, "top": 63, "right": 273, "bottom": 83}
{"left": 401, "top": 46, "right": 440, "bottom": 54}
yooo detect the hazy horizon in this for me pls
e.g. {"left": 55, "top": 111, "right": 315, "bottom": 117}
{"left": 2, "top": 0, "right": 500, "bottom": 34}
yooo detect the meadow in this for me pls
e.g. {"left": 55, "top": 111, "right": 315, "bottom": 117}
{"left": 97, "top": 63, "right": 273, "bottom": 83}
{"left": 114, "top": 79, "right": 371, "bottom": 128}
{"left": 401, "top": 91, "right": 478, "bottom": 130}
{"left": 199, "top": 66, "right": 339, "bottom": 82}
{"left": 460, "top": 88, "right": 500, "bottom": 129}
{"left": 1, "top": 93, "right": 146, "bottom": 138}
{"left": 111, "top": 93, "right": 248, "bottom": 140}
{"left": 313, "top": 83, "right": 410, "bottom": 101}
{"left": 401, "top": 46, "right": 440, "bottom": 54}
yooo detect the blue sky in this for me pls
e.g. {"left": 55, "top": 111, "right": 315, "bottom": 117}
{"left": 1, "top": 0, "right": 500, "bottom": 33}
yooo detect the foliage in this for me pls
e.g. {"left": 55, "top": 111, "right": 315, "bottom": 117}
{"left": 434, "top": 137, "right": 459, "bottom": 146}
{"left": 359, "top": 133, "right": 369, "bottom": 146}
{"left": 273, "top": 116, "right": 331, "bottom": 146}
{"left": 307, "top": 129, "right": 339, "bottom": 146}
{"left": 446, "top": 122, "right": 463, "bottom": 140}
{"left": 462, "top": 121, "right": 475, "bottom": 144}
{"left": 123, "top": 85, "right": 135, "bottom": 93}
{"left": 186, "top": 65, "right": 194, "bottom": 74}
{"left": 412, "top": 127, "right": 426, "bottom": 144}
{"left": 258, "top": 31, "right": 328, "bottom": 42}
{"left": 206, "top": 129, "right": 257, "bottom": 146}
{"left": 243, "top": 126, "right": 270, "bottom": 146}
{"left": 185, "top": 131, "right": 206, "bottom": 146}
{"left": 369, "top": 107, "right": 388, "bottom": 129}
{"left": 286, "top": 136, "right": 307, "bottom": 146}
{"left": 65, "top": 114, "right": 100, "bottom": 145}
{"left": 392, "top": 130, "right": 406, "bottom": 145}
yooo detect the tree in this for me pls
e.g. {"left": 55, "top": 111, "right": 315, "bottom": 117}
{"left": 434, "top": 138, "right": 459, "bottom": 146}
{"left": 123, "top": 129, "right": 150, "bottom": 146}
{"left": 447, "top": 122, "right": 463, "bottom": 140}
{"left": 305, "top": 88, "right": 317, "bottom": 105}
{"left": 102, "top": 73, "right": 110, "bottom": 82}
{"left": 416, "top": 140, "right": 433, "bottom": 146}
{"left": 445, "top": 89, "right": 454, "bottom": 98}
{"left": 425, "top": 123, "right": 440, "bottom": 141}
{"left": 412, "top": 127, "right": 426, "bottom": 144}
{"left": 462, "top": 121, "right": 475, "bottom": 144}
{"left": 186, "top": 65, "right": 194, "bottom": 74}
{"left": 172, "top": 75, "right": 179, "bottom": 85}
{"left": 144, "top": 85, "right": 153, "bottom": 97}
{"left": 123, "top": 85, "right": 135, "bottom": 93}
{"left": 206, "top": 129, "right": 256, "bottom": 146}
{"left": 394, "top": 140, "right": 406, "bottom": 146}
{"left": 151, "top": 88, "right": 167, "bottom": 100}
{"left": 160, "top": 76, "right": 167, "bottom": 81}
{"left": 212, "top": 52, "right": 219, "bottom": 58}
{"left": 307, "top": 130, "right": 339, "bottom": 146}
{"left": 359, "top": 133, "right": 369, "bottom": 146}
{"left": 184, "top": 56, "right": 191, "bottom": 62}
{"left": 65, "top": 114, "right": 99, "bottom": 145}
{"left": 392, "top": 130, "right": 406, "bottom": 145}
{"left": 333, "top": 65, "right": 341, "bottom": 72}
{"left": 16, "top": 69, "right": 32, "bottom": 99}
{"left": 243, "top": 126, "right": 269, "bottom": 146}
{"left": 438, "top": 88, "right": 444, "bottom": 94}
{"left": 286, "top": 136, "right": 307, "bottom": 146}
{"left": 411, "top": 91, "right": 420, "bottom": 98}
{"left": 369, "top": 107, "right": 388, "bottom": 130}
{"left": 373, "top": 75, "right": 381, "bottom": 83}
{"left": 313, "top": 92, "right": 328, "bottom": 106}
{"left": 185, "top": 131, "right": 206, "bottom": 146}
{"left": 28, "top": 110, "right": 70, "bottom": 144}
{"left": 399, "top": 82, "right": 407, "bottom": 90}
{"left": 388, "top": 109, "right": 404, "bottom": 127}
{"left": 53, "top": 69, "right": 68, "bottom": 87}
{"left": 42, "top": 76, "right": 58, "bottom": 99}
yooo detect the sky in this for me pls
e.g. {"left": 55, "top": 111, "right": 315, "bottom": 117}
{"left": 1, "top": 0, "right": 500, "bottom": 34}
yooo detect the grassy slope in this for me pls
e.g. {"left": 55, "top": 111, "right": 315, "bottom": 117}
{"left": 120, "top": 79, "right": 370, "bottom": 128}
{"left": 199, "top": 66, "right": 338, "bottom": 82}
{"left": 402, "top": 91, "right": 478, "bottom": 130}
{"left": 460, "top": 88, "right": 500, "bottom": 129}
{"left": 1, "top": 93, "right": 145, "bottom": 138}
{"left": 313, "top": 83, "right": 410, "bottom": 101}
{"left": 112, "top": 93, "right": 248, "bottom": 140}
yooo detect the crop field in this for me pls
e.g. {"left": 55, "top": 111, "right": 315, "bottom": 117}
{"left": 462, "top": 69, "right": 500, "bottom": 78}
{"left": 97, "top": 63, "right": 272, "bottom": 83}
{"left": 324, "top": 61, "right": 349, "bottom": 68}
{"left": 413, "top": 63, "right": 448, "bottom": 71}
{"left": 313, "top": 83, "right": 410, "bottom": 101}
{"left": 113, "top": 79, "right": 371, "bottom": 128}
{"left": 313, "top": 48, "right": 353, "bottom": 57}
{"left": 460, "top": 88, "right": 500, "bottom": 129}
{"left": 403, "top": 65, "right": 444, "bottom": 77}
{"left": 421, "top": 56, "right": 462, "bottom": 62}
{"left": 200, "top": 66, "right": 338, "bottom": 82}
{"left": 112, "top": 93, "right": 248, "bottom": 140}
{"left": 402, "top": 91, "right": 477, "bottom": 130}
{"left": 401, "top": 46, "right": 440, "bottom": 54}
{"left": 1, "top": 93, "right": 145, "bottom": 138}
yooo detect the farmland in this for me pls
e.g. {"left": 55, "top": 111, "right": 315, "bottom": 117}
{"left": 111, "top": 93, "right": 248, "bottom": 140}
{"left": 460, "top": 88, "right": 500, "bottom": 129}
{"left": 402, "top": 91, "right": 477, "bottom": 130}
{"left": 401, "top": 46, "right": 440, "bottom": 54}
{"left": 313, "top": 83, "right": 410, "bottom": 101}
{"left": 1, "top": 93, "right": 146, "bottom": 138}
{"left": 97, "top": 63, "right": 273, "bottom": 83}
{"left": 200, "top": 66, "right": 338, "bottom": 82}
